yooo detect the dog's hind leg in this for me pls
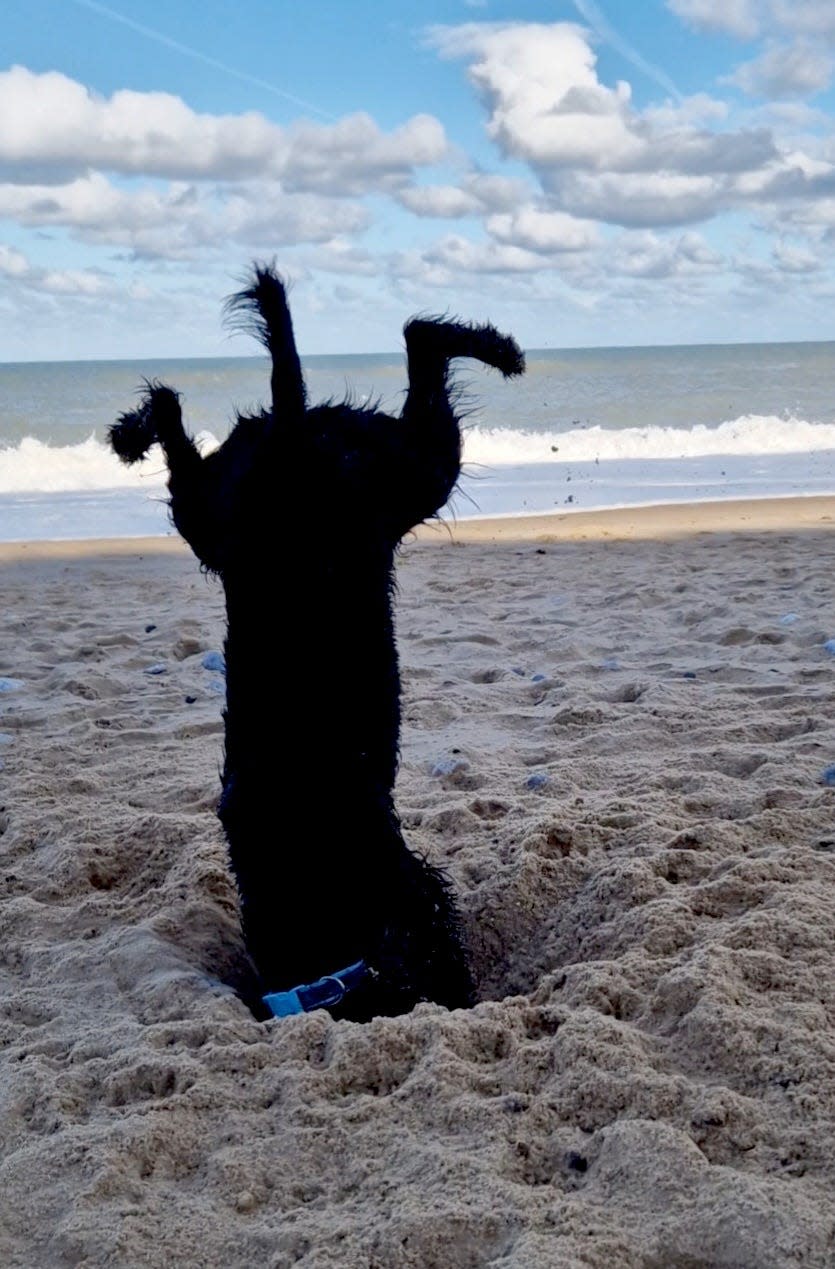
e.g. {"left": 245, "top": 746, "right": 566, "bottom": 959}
{"left": 404, "top": 317, "right": 525, "bottom": 386}
{"left": 110, "top": 382, "right": 200, "bottom": 471}
{"left": 390, "top": 317, "right": 525, "bottom": 531}
{"left": 109, "top": 382, "right": 224, "bottom": 569}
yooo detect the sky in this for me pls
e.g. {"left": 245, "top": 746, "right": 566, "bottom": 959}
{"left": 4, "top": 0, "right": 835, "bottom": 359}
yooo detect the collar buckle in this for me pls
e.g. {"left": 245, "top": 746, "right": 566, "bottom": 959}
{"left": 263, "top": 959, "right": 368, "bottom": 1018}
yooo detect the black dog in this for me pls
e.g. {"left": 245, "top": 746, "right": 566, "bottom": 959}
{"left": 110, "top": 265, "right": 524, "bottom": 1021}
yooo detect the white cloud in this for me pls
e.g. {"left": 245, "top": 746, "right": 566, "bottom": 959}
{"left": 218, "top": 184, "right": 371, "bottom": 250}
{"left": 0, "top": 66, "right": 276, "bottom": 179}
{"left": 38, "top": 269, "right": 108, "bottom": 295}
{"left": 394, "top": 172, "right": 532, "bottom": 219}
{"left": 423, "top": 234, "right": 548, "bottom": 274}
{"left": 750, "top": 100, "right": 833, "bottom": 129}
{"left": 669, "top": 0, "right": 835, "bottom": 41}
{"left": 0, "top": 171, "right": 370, "bottom": 259}
{"left": 279, "top": 114, "right": 447, "bottom": 195}
{"left": 772, "top": 240, "right": 820, "bottom": 270}
{"left": 0, "top": 245, "right": 28, "bottom": 277}
{"left": 610, "top": 230, "right": 723, "bottom": 278}
{"left": 303, "top": 243, "right": 377, "bottom": 275}
{"left": 429, "top": 23, "right": 641, "bottom": 169}
{"left": 0, "top": 241, "right": 111, "bottom": 294}
{"left": 771, "top": 1, "right": 835, "bottom": 38}
{"left": 385, "top": 222, "right": 726, "bottom": 315}
{"left": 729, "top": 41, "right": 833, "bottom": 97}
{"left": 465, "top": 173, "right": 532, "bottom": 211}
{"left": 773, "top": 192, "right": 835, "bottom": 237}
{"left": 0, "top": 66, "right": 447, "bottom": 192}
{"left": 487, "top": 206, "right": 599, "bottom": 252}
{"left": 644, "top": 94, "right": 730, "bottom": 129}
{"left": 666, "top": 0, "right": 762, "bottom": 39}
{"left": 428, "top": 20, "right": 835, "bottom": 233}
{"left": 395, "top": 184, "right": 482, "bottom": 218}
{"left": 430, "top": 23, "right": 778, "bottom": 177}
{"left": 556, "top": 170, "right": 727, "bottom": 226}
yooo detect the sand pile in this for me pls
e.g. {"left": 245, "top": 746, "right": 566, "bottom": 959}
{"left": 1, "top": 508, "right": 835, "bottom": 1267}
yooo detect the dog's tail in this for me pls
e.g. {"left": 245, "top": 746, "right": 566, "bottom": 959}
{"left": 403, "top": 317, "right": 525, "bottom": 388}
{"left": 109, "top": 381, "right": 201, "bottom": 473}
{"left": 224, "top": 263, "right": 307, "bottom": 423}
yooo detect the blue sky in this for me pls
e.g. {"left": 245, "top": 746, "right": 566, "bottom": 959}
{"left": 4, "top": 0, "right": 835, "bottom": 358}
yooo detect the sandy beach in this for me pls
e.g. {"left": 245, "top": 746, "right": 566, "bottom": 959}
{"left": 2, "top": 495, "right": 835, "bottom": 1267}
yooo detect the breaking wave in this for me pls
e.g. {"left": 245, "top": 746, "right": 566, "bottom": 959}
{"left": 2, "top": 414, "right": 835, "bottom": 495}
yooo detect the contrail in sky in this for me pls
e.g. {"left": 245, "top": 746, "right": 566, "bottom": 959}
{"left": 70, "top": 0, "right": 337, "bottom": 120}
{"left": 570, "top": 0, "right": 684, "bottom": 102}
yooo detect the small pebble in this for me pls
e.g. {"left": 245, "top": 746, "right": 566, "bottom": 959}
{"left": 431, "top": 757, "right": 468, "bottom": 778}
{"left": 175, "top": 636, "right": 204, "bottom": 659}
{"left": 526, "top": 772, "right": 549, "bottom": 790}
{"left": 511, "top": 667, "right": 526, "bottom": 677}
{"left": 235, "top": 1190, "right": 257, "bottom": 1213}
{"left": 600, "top": 657, "right": 620, "bottom": 671}
{"left": 682, "top": 671, "right": 697, "bottom": 680}
{"left": 185, "top": 695, "right": 197, "bottom": 705}
{"left": 779, "top": 613, "right": 799, "bottom": 625}
{"left": 821, "top": 766, "right": 835, "bottom": 787}
{"left": 824, "top": 640, "right": 835, "bottom": 656}
{"left": 531, "top": 673, "right": 547, "bottom": 683}
{"left": 144, "top": 624, "right": 157, "bottom": 633}
{"left": 201, "top": 651, "right": 227, "bottom": 674}
{"left": 144, "top": 664, "right": 167, "bottom": 676}
{"left": 0, "top": 678, "right": 23, "bottom": 693}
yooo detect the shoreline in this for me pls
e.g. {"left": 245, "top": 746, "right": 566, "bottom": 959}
{"left": 2, "top": 492, "right": 835, "bottom": 563}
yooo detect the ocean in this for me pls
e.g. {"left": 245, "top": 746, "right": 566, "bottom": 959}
{"left": 2, "top": 340, "right": 835, "bottom": 541}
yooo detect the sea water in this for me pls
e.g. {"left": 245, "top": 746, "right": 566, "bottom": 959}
{"left": 1, "top": 341, "right": 835, "bottom": 541}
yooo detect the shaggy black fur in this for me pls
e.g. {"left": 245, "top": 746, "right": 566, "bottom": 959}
{"left": 110, "top": 264, "right": 524, "bottom": 1021}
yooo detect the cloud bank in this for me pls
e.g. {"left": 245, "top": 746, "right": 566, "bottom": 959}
{"left": 4, "top": 7, "right": 835, "bottom": 354}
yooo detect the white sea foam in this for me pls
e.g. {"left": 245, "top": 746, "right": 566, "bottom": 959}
{"left": 464, "top": 414, "right": 835, "bottom": 466}
{"left": 1, "top": 414, "right": 834, "bottom": 501}
{"left": 0, "top": 433, "right": 221, "bottom": 494}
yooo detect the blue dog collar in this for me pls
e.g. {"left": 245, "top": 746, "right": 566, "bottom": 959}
{"left": 263, "top": 959, "right": 368, "bottom": 1018}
